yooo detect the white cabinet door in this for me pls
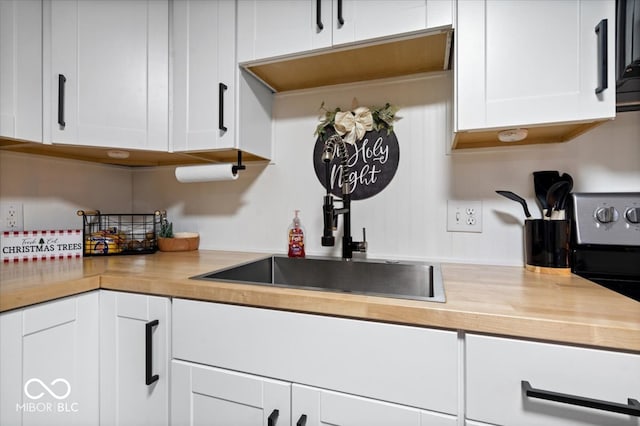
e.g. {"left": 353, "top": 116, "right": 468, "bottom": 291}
{"left": 0, "top": 0, "right": 42, "bottom": 142}
{"left": 466, "top": 333, "right": 640, "bottom": 426}
{"left": 237, "top": 0, "right": 332, "bottom": 63}
{"left": 0, "top": 292, "right": 99, "bottom": 426}
{"left": 46, "top": 0, "right": 168, "bottom": 150}
{"left": 292, "top": 384, "right": 457, "bottom": 426}
{"left": 0, "top": 308, "right": 23, "bottom": 426}
{"left": 332, "top": 0, "right": 440, "bottom": 46}
{"left": 238, "top": 0, "right": 451, "bottom": 63}
{"left": 456, "top": 0, "right": 615, "bottom": 131}
{"left": 172, "top": 360, "right": 291, "bottom": 426}
{"left": 172, "top": 0, "right": 273, "bottom": 158}
{"left": 172, "top": 0, "right": 236, "bottom": 152}
{"left": 173, "top": 299, "right": 458, "bottom": 414}
{"left": 100, "top": 291, "right": 171, "bottom": 426}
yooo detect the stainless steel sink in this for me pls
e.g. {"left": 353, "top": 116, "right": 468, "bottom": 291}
{"left": 192, "top": 255, "right": 445, "bottom": 302}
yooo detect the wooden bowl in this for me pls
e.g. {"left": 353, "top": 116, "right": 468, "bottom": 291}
{"left": 157, "top": 232, "right": 200, "bottom": 252}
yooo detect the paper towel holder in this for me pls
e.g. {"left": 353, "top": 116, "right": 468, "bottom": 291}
{"left": 232, "top": 151, "right": 246, "bottom": 175}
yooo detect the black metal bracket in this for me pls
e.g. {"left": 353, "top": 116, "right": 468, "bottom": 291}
{"left": 232, "top": 151, "right": 246, "bottom": 176}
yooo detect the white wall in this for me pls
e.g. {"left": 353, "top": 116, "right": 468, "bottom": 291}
{"left": 1, "top": 73, "right": 637, "bottom": 265}
{"left": 132, "top": 73, "right": 640, "bottom": 266}
{"left": 0, "top": 152, "right": 133, "bottom": 230}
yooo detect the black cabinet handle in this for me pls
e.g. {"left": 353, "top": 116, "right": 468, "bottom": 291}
{"left": 337, "top": 0, "right": 344, "bottom": 25}
{"left": 594, "top": 19, "right": 608, "bottom": 94}
{"left": 57, "top": 74, "right": 66, "bottom": 128}
{"left": 267, "top": 409, "right": 279, "bottom": 426}
{"left": 219, "top": 82, "right": 228, "bottom": 132}
{"left": 145, "top": 319, "right": 159, "bottom": 385}
{"left": 316, "top": 0, "right": 323, "bottom": 30}
{"left": 522, "top": 381, "right": 640, "bottom": 416}
{"left": 296, "top": 414, "right": 307, "bottom": 426}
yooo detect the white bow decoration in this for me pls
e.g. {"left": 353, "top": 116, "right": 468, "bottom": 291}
{"left": 333, "top": 106, "right": 374, "bottom": 145}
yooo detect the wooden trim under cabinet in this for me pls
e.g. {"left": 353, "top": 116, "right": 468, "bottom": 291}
{"left": 452, "top": 120, "right": 608, "bottom": 150}
{"left": 0, "top": 138, "right": 268, "bottom": 167}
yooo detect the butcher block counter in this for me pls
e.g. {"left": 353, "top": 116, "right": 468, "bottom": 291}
{"left": 1, "top": 250, "right": 638, "bottom": 352}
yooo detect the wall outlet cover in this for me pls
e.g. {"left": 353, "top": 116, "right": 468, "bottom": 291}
{"left": 1, "top": 202, "right": 24, "bottom": 232}
{"left": 447, "top": 200, "right": 482, "bottom": 233}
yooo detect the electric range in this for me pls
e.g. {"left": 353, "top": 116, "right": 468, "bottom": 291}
{"left": 571, "top": 192, "right": 640, "bottom": 302}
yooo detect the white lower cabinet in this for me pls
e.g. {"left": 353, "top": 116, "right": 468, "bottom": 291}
{"left": 171, "top": 360, "right": 292, "bottom": 426}
{"left": 171, "top": 361, "right": 457, "bottom": 426}
{"left": 99, "top": 290, "right": 171, "bottom": 426}
{"left": 292, "top": 384, "right": 457, "bottom": 426}
{"left": 172, "top": 299, "right": 459, "bottom": 424}
{"left": 465, "top": 333, "right": 640, "bottom": 426}
{"left": 0, "top": 292, "right": 99, "bottom": 426}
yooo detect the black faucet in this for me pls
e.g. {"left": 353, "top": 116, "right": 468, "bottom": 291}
{"left": 321, "top": 134, "right": 367, "bottom": 260}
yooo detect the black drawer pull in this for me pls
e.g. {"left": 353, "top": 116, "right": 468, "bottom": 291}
{"left": 145, "top": 319, "right": 159, "bottom": 385}
{"left": 316, "top": 0, "right": 323, "bottom": 30}
{"left": 337, "top": 0, "right": 344, "bottom": 25}
{"left": 522, "top": 381, "right": 640, "bottom": 416}
{"left": 267, "top": 409, "right": 279, "bottom": 426}
{"left": 219, "top": 82, "right": 228, "bottom": 132}
{"left": 594, "top": 18, "right": 608, "bottom": 94}
{"left": 58, "top": 74, "right": 66, "bottom": 128}
{"left": 296, "top": 414, "right": 307, "bottom": 426}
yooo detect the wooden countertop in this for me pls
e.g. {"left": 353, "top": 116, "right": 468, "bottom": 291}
{"left": 1, "top": 250, "right": 639, "bottom": 352}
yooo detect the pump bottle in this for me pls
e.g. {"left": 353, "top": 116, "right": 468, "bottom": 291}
{"left": 287, "top": 210, "right": 306, "bottom": 258}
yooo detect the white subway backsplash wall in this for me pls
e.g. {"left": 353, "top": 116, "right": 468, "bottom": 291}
{"left": 133, "top": 73, "right": 640, "bottom": 265}
{"left": 2, "top": 73, "right": 639, "bottom": 266}
{"left": 0, "top": 152, "right": 133, "bottom": 230}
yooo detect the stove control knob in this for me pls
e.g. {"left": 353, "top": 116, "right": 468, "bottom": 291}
{"left": 625, "top": 207, "right": 640, "bottom": 224}
{"left": 595, "top": 206, "right": 618, "bottom": 223}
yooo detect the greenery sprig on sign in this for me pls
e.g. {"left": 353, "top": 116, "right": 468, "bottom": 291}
{"left": 315, "top": 101, "right": 399, "bottom": 145}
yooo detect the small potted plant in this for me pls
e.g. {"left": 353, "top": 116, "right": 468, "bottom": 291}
{"left": 157, "top": 219, "right": 199, "bottom": 252}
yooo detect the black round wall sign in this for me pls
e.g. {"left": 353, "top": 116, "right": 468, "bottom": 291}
{"left": 313, "top": 128, "right": 400, "bottom": 200}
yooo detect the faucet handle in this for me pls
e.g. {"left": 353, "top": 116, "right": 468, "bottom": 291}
{"left": 357, "top": 227, "right": 368, "bottom": 252}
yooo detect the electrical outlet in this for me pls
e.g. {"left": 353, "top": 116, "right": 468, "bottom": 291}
{"left": 447, "top": 200, "right": 482, "bottom": 233}
{"left": 1, "top": 203, "right": 24, "bottom": 232}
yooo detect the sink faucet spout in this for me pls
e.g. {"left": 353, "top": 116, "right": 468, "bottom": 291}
{"left": 321, "top": 135, "right": 367, "bottom": 260}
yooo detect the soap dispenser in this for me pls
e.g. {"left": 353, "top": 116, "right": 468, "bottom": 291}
{"left": 288, "top": 210, "right": 306, "bottom": 258}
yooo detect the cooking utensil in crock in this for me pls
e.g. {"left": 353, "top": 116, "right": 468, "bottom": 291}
{"left": 533, "top": 170, "right": 560, "bottom": 213}
{"left": 496, "top": 190, "right": 532, "bottom": 218}
{"left": 545, "top": 181, "right": 571, "bottom": 218}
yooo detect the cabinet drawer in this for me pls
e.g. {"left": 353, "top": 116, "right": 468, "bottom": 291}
{"left": 466, "top": 333, "right": 640, "bottom": 426}
{"left": 173, "top": 299, "right": 458, "bottom": 414}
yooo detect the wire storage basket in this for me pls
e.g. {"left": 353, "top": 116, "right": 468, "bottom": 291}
{"left": 77, "top": 210, "right": 163, "bottom": 256}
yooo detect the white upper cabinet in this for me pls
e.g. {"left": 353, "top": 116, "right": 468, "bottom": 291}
{"left": 44, "top": 0, "right": 169, "bottom": 151}
{"left": 237, "top": 0, "right": 332, "bottom": 63}
{"left": 172, "top": 0, "right": 273, "bottom": 159}
{"left": 172, "top": 0, "right": 236, "bottom": 152}
{"left": 455, "top": 0, "right": 616, "bottom": 133}
{"left": 0, "top": 0, "right": 42, "bottom": 142}
{"left": 237, "top": 0, "right": 452, "bottom": 63}
{"left": 332, "top": 0, "right": 450, "bottom": 46}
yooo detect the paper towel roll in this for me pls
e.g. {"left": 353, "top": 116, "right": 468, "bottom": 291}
{"left": 175, "top": 164, "right": 239, "bottom": 183}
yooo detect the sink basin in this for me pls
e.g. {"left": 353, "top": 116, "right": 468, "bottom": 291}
{"left": 192, "top": 255, "right": 445, "bottom": 302}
